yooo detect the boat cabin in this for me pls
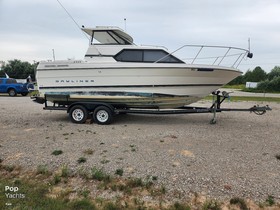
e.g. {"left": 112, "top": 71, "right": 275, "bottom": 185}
{"left": 82, "top": 26, "right": 183, "bottom": 63}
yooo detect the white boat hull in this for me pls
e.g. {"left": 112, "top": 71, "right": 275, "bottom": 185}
{"left": 36, "top": 62, "right": 241, "bottom": 108}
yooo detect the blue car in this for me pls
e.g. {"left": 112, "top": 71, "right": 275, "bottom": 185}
{"left": 0, "top": 78, "right": 33, "bottom": 96}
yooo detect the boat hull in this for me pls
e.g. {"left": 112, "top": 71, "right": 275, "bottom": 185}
{"left": 35, "top": 62, "right": 241, "bottom": 108}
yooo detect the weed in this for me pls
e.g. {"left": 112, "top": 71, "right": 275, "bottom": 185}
{"left": 174, "top": 202, "right": 191, "bottom": 210}
{"left": 2, "top": 165, "right": 15, "bottom": 172}
{"left": 91, "top": 167, "right": 111, "bottom": 183}
{"left": 103, "top": 202, "right": 122, "bottom": 210}
{"left": 77, "top": 157, "right": 87, "bottom": 164}
{"left": 152, "top": 176, "right": 158, "bottom": 181}
{"left": 275, "top": 154, "right": 280, "bottom": 160}
{"left": 61, "top": 165, "right": 70, "bottom": 178}
{"left": 230, "top": 197, "right": 248, "bottom": 210}
{"left": 266, "top": 195, "right": 275, "bottom": 206}
{"left": 36, "top": 165, "right": 50, "bottom": 175}
{"left": 79, "top": 190, "right": 90, "bottom": 198}
{"left": 101, "top": 159, "right": 110, "bottom": 164}
{"left": 69, "top": 199, "right": 97, "bottom": 210}
{"left": 202, "top": 200, "right": 221, "bottom": 210}
{"left": 127, "top": 178, "right": 144, "bottom": 188}
{"left": 83, "top": 149, "right": 94, "bottom": 155}
{"left": 129, "top": 144, "right": 137, "bottom": 152}
{"left": 14, "top": 179, "right": 21, "bottom": 185}
{"left": 52, "top": 174, "right": 61, "bottom": 185}
{"left": 77, "top": 168, "right": 90, "bottom": 179}
{"left": 115, "top": 169, "right": 124, "bottom": 176}
{"left": 52, "top": 150, "right": 63, "bottom": 156}
{"left": 160, "top": 185, "right": 166, "bottom": 194}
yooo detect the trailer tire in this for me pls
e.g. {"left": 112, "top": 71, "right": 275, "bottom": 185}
{"left": 93, "top": 106, "right": 113, "bottom": 125}
{"left": 69, "top": 105, "right": 88, "bottom": 124}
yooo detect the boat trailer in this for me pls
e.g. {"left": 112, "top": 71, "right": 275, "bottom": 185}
{"left": 40, "top": 91, "right": 271, "bottom": 125}
{"left": 115, "top": 91, "right": 271, "bottom": 124}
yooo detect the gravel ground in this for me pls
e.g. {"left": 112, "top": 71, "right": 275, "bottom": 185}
{"left": 0, "top": 96, "right": 279, "bottom": 202}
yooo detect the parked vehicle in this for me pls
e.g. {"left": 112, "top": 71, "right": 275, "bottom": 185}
{"left": 0, "top": 78, "right": 32, "bottom": 96}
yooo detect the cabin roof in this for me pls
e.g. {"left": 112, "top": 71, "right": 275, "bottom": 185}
{"left": 81, "top": 26, "right": 134, "bottom": 45}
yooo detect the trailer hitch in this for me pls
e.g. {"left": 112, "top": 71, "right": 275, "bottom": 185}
{"left": 210, "top": 91, "right": 272, "bottom": 124}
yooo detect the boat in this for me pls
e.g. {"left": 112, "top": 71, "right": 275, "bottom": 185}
{"left": 34, "top": 26, "right": 252, "bottom": 109}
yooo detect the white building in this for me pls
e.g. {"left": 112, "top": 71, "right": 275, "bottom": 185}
{"left": 246, "top": 82, "right": 258, "bottom": 88}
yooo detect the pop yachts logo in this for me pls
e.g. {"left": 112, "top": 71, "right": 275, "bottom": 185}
{"left": 55, "top": 79, "right": 94, "bottom": 83}
{"left": 5, "top": 186, "right": 25, "bottom": 199}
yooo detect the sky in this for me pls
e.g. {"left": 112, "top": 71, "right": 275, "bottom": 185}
{"left": 0, "top": 0, "right": 279, "bottom": 73}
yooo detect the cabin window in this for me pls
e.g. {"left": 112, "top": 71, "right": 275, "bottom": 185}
{"left": 114, "top": 50, "right": 143, "bottom": 62}
{"left": 7, "top": 79, "right": 17, "bottom": 84}
{"left": 114, "top": 49, "right": 183, "bottom": 63}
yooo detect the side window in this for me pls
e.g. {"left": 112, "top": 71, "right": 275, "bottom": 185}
{"left": 114, "top": 49, "right": 183, "bottom": 63}
{"left": 143, "top": 50, "right": 167, "bottom": 62}
{"left": 114, "top": 50, "right": 143, "bottom": 62}
{"left": 7, "top": 79, "right": 17, "bottom": 84}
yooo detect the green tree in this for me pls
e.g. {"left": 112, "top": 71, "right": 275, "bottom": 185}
{"left": 228, "top": 75, "right": 244, "bottom": 85}
{"left": 243, "top": 66, "right": 267, "bottom": 82}
{"left": 268, "top": 66, "right": 280, "bottom": 80}
{"left": 0, "top": 59, "right": 37, "bottom": 80}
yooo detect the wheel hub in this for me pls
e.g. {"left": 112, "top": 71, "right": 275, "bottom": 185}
{"left": 96, "top": 110, "right": 109, "bottom": 123}
{"left": 72, "top": 109, "right": 84, "bottom": 122}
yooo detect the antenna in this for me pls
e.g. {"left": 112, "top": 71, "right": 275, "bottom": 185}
{"left": 52, "top": 49, "right": 56, "bottom": 61}
{"left": 247, "top": 38, "right": 253, "bottom": 58}
{"left": 56, "top": 0, "right": 90, "bottom": 41}
{"left": 124, "top": 18, "right": 127, "bottom": 31}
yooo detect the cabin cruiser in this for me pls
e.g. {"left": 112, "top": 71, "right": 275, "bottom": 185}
{"left": 34, "top": 26, "right": 252, "bottom": 108}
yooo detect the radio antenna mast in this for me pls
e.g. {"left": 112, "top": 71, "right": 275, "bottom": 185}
{"left": 56, "top": 0, "right": 90, "bottom": 41}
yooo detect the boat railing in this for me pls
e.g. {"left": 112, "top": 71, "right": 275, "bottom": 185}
{"left": 155, "top": 45, "right": 253, "bottom": 69}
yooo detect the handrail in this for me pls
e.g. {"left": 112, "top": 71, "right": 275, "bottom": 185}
{"left": 154, "top": 44, "right": 252, "bottom": 69}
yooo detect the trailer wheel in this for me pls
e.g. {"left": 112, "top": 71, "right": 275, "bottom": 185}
{"left": 69, "top": 105, "right": 88, "bottom": 124}
{"left": 93, "top": 106, "right": 113, "bottom": 125}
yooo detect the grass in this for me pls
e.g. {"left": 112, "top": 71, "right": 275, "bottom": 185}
{"left": 202, "top": 200, "right": 221, "bottom": 210}
{"left": 223, "top": 84, "right": 280, "bottom": 93}
{"left": 1, "top": 165, "right": 279, "bottom": 210}
{"left": 173, "top": 202, "right": 191, "bottom": 210}
{"left": 36, "top": 165, "right": 50, "bottom": 175}
{"left": 61, "top": 165, "right": 70, "bottom": 178}
{"left": 230, "top": 197, "right": 248, "bottom": 210}
{"left": 91, "top": 167, "right": 111, "bottom": 183}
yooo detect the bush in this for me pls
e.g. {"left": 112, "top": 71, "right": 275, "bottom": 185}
{"left": 257, "top": 76, "right": 280, "bottom": 92}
